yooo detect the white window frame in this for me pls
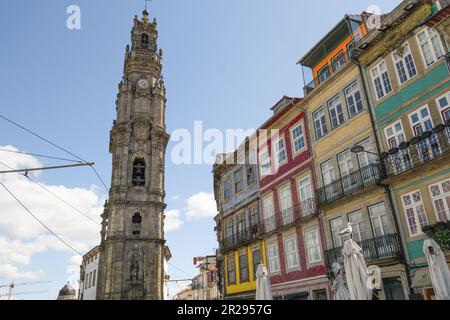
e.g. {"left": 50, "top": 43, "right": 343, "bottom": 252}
{"left": 321, "top": 159, "right": 336, "bottom": 185}
{"left": 369, "top": 202, "right": 394, "bottom": 237}
{"left": 348, "top": 211, "right": 366, "bottom": 243}
{"left": 402, "top": 190, "right": 429, "bottom": 237}
{"left": 330, "top": 217, "right": 345, "bottom": 248}
{"left": 338, "top": 149, "right": 354, "bottom": 177}
{"left": 313, "top": 107, "right": 328, "bottom": 140}
{"left": 304, "top": 228, "right": 322, "bottom": 264}
{"left": 384, "top": 120, "right": 406, "bottom": 149}
{"left": 436, "top": 91, "right": 450, "bottom": 123}
{"left": 371, "top": 60, "right": 393, "bottom": 100}
{"left": 416, "top": 26, "right": 445, "bottom": 69}
{"left": 345, "top": 81, "right": 364, "bottom": 118}
{"left": 284, "top": 235, "right": 300, "bottom": 270}
{"left": 429, "top": 179, "right": 450, "bottom": 223}
{"left": 273, "top": 136, "right": 287, "bottom": 167}
{"left": 290, "top": 121, "right": 306, "bottom": 155}
{"left": 408, "top": 105, "right": 434, "bottom": 136}
{"left": 263, "top": 194, "right": 275, "bottom": 232}
{"left": 328, "top": 94, "right": 345, "bottom": 129}
{"left": 392, "top": 42, "right": 417, "bottom": 85}
{"left": 298, "top": 175, "right": 313, "bottom": 202}
{"left": 267, "top": 241, "right": 280, "bottom": 273}
{"left": 259, "top": 147, "right": 271, "bottom": 176}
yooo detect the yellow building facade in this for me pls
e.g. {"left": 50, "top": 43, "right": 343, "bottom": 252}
{"left": 299, "top": 14, "right": 410, "bottom": 299}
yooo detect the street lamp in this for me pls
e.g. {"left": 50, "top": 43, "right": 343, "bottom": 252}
{"left": 350, "top": 145, "right": 379, "bottom": 157}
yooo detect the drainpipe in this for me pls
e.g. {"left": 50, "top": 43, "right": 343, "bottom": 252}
{"left": 354, "top": 57, "right": 413, "bottom": 298}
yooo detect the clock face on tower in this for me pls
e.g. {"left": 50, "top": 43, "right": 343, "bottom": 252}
{"left": 137, "top": 79, "right": 149, "bottom": 89}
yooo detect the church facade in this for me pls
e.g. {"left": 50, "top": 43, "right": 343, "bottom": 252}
{"left": 94, "top": 9, "right": 169, "bottom": 300}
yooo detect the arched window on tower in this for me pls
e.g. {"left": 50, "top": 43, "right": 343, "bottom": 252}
{"left": 141, "top": 34, "right": 149, "bottom": 48}
{"left": 132, "top": 158, "right": 146, "bottom": 187}
{"left": 132, "top": 213, "right": 142, "bottom": 224}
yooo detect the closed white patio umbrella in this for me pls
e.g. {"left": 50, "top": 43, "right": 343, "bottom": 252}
{"left": 342, "top": 235, "right": 372, "bottom": 300}
{"left": 424, "top": 237, "right": 450, "bottom": 300}
{"left": 255, "top": 264, "right": 273, "bottom": 300}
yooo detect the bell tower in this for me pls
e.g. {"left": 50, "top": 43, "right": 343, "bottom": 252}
{"left": 96, "top": 9, "right": 169, "bottom": 300}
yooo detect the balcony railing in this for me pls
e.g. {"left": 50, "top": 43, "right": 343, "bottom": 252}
{"left": 259, "top": 198, "right": 319, "bottom": 236}
{"left": 221, "top": 225, "right": 259, "bottom": 252}
{"left": 317, "top": 163, "right": 383, "bottom": 206}
{"left": 303, "top": 49, "right": 354, "bottom": 96}
{"left": 324, "top": 234, "right": 401, "bottom": 268}
{"left": 381, "top": 124, "right": 450, "bottom": 177}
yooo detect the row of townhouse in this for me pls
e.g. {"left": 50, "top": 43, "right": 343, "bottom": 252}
{"left": 213, "top": 0, "right": 450, "bottom": 300}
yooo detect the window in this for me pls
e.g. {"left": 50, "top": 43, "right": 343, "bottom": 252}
{"left": 246, "top": 165, "right": 256, "bottom": 186}
{"left": 384, "top": 121, "right": 412, "bottom": 173}
{"left": 298, "top": 176, "right": 313, "bottom": 202}
{"left": 409, "top": 106, "right": 440, "bottom": 161}
{"left": 402, "top": 191, "right": 429, "bottom": 236}
{"left": 305, "top": 228, "right": 322, "bottom": 264}
{"left": 416, "top": 27, "right": 445, "bottom": 68}
{"left": 332, "top": 51, "right": 346, "bottom": 72}
{"left": 223, "top": 177, "right": 231, "bottom": 202}
{"left": 259, "top": 148, "right": 271, "bottom": 176}
{"left": 317, "top": 65, "right": 331, "bottom": 84}
{"left": 141, "top": 33, "right": 149, "bottom": 48}
{"left": 313, "top": 108, "right": 328, "bottom": 139}
{"left": 393, "top": 43, "right": 417, "bottom": 85}
{"left": 132, "top": 158, "right": 146, "bottom": 187}
{"left": 239, "top": 252, "right": 249, "bottom": 282}
{"left": 88, "top": 272, "right": 92, "bottom": 288}
{"left": 237, "top": 212, "right": 248, "bottom": 239}
{"left": 328, "top": 95, "right": 345, "bottom": 129}
{"left": 234, "top": 168, "right": 243, "bottom": 194}
{"left": 279, "top": 186, "right": 293, "bottom": 225}
{"left": 284, "top": 236, "right": 300, "bottom": 269}
{"left": 385, "top": 121, "right": 406, "bottom": 149}
{"left": 345, "top": 81, "right": 364, "bottom": 117}
{"left": 132, "top": 213, "right": 142, "bottom": 224}
{"left": 357, "top": 139, "right": 377, "bottom": 169}
{"left": 436, "top": 92, "right": 450, "bottom": 123}
{"left": 321, "top": 160, "right": 336, "bottom": 185}
{"left": 92, "top": 270, "right": 96, "bottom": 287}
{"left": 338, "top": 150, "right": 354, "bottom": 177}
{"left": 227, "top": 255, "right": 236, "bottom": 284}
{"left": 330, "top": 217, "right": 344, "bottom": 247}
{"left": 371, "top": 61, "right": 393, "bottom": 100}
{"left": 273, "top": 137, "right": 287, "bottom": 166}
{"left": 291, "top": 122, "right": 306, "bottom": 154}
{"left": 84, "top": 274, "right": 89, "bottom": 290}
{"left": 369, "top": 203, "right": 394, "bottom": 237}
{"left": 263, "top": 195, "right": 275, "bottom": 232}
{"left": 249, "top": 205, "right": 259, "bottom": 226}
{"left": 252, "top": 249, "right": 262, "bottom": 279}
{"left": 267, "top": 242, "right": 280, "bottom": 273}
{"left": 429, "top": 179, "right": 450, "bottom": 222}
{"left": 348, "top": 211, "right": 366, "bottom": 243}
{"left": 225, "top": 219, "right": 234, "bottom": 240}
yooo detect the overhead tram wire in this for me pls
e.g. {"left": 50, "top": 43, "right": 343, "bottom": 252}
{"left": 0, "top": 148, "right": 82, "bottom": 163}
{"left": 0, "top": 113, "right": 110, "bottom": 193}
{"left": 0, "top": 161, "right": 101, "bottom": 226}
{"left": 0, "top": 180, "right": 84, "bottom": 256}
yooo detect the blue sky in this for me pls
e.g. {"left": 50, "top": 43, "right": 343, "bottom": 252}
{"left": 0, "top": 0, "right": 399, "bottom": 300}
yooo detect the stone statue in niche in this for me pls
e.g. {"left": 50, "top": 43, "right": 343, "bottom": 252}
{"left": 128, "top": 243, "right": 144, "bottom": 282}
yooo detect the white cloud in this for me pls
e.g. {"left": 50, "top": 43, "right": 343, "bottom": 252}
{"left": 0, "top": 146, "right": 104, "bottom": 280}
{"left": 171, "top": 195, "right": 180, "bottom": 201}
{"left": 165, "top": 210, "right": 183, "bottom": 232}
{"left": 0, "top": 264, "right": 43, "bottom": 280}
{"left": 186, "top": 192, "right": 217, "bottom": 221}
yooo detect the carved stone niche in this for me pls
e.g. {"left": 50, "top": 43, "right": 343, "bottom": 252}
{"left": 124, "top": 242, "right": 145, "bottom": 300}
{"left": 132, "top": 120, "right": 152, "bottom": 144}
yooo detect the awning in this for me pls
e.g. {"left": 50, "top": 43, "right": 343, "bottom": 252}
{"left": 411, "top": 268, "right": 432, "bottom": 288}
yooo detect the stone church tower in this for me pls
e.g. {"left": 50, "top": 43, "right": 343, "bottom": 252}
{"left": 96, "top": 9, "right": 169, "bottom": 300}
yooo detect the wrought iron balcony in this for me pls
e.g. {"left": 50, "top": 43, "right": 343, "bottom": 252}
{"left": 324, "top": 234, "right": 401, "bottom": 268}
{"left": 259, "top": 198, "right": 319, "bottom": 236}
{"left": 381, "top": 123, "right": 450, "bottom": 177}
{"left": 317, "top": 163, "right": 383, "bottom": 206}
{"left": 221, "top": 225, "right": 259, "bottom": 252}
